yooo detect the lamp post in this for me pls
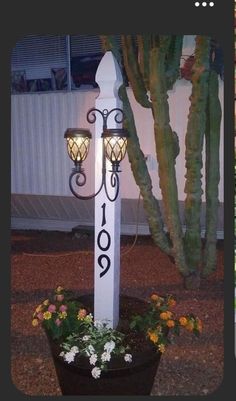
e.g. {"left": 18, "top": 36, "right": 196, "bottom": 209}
{"left": 64, "top": 108, "right": 128, "bottom": 202}
{"left": 65, "top": 51, "right": 125, "bottom": 329}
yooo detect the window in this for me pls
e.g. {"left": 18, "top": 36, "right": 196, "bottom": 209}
{"left": 70, "top": 35, "right": 103, "bottom": 89}
{"left": 11, "top": 34, "right": 128, "bottom": 94}
{"left": 11, "top": 35, "right": 68, "bottom": 93}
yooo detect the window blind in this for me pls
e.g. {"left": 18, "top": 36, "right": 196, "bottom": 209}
{"left": 11, "top": 35, "right": 67, "bottom": 80}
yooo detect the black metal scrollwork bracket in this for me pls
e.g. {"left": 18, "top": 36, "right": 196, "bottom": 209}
{"left": 68, "top": 107, "right": 124, "bottom": 202}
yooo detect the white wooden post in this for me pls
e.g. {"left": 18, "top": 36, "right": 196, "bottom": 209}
{"left": 94, "top": 51, "right": 123, "bottom": 329}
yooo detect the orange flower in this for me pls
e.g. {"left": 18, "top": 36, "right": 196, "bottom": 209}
{"left": 186, "top": 321, "right": 194, "bottom": 332}
{"left": 179, "top": 316, "right": 188, "bottom": 326}
{"left": 166, "top": 311, "right": 173, "bottom": 319}
{"left": 160, "top": 312, "right": 168, "bottom": 320}
{"left": 35, "top": 304, "right": 43, "bottom": 313}
{"left": 77, "top": 308, "right": 87, "bottom": 320}
{"left": 151, "top": 294, "right": 159, "bottom": 302}
{"left": 166, "top": 319, "right": 175, "bottom": 328}
{"left": 196, "top": 318, "right": 203, "bottom": 333}
{"left": 168, "top": 298, "right": 176, "bottom": 308}
{"left": 148, "top": 331, "right": 159, "bottom": 344}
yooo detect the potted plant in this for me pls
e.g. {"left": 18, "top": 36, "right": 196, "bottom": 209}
{"left": 32, "top": 286, "right": 202, "bottom": 395}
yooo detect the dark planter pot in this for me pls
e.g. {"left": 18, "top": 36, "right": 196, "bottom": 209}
{"left": 47, "top": 295, "right": 161, "bottom": 396}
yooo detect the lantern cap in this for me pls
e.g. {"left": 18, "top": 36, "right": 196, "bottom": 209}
{"left": 102, "top": 128, "right": 129, "bottom": 138}
{"left": 64, "top": 128, "right": 92, "bottom": 139}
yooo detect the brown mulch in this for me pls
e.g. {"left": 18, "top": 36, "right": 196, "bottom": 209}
{"left": 11, "top": 229, "right": 224, "bottom": 396}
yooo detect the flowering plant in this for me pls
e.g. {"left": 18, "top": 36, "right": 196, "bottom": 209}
{"left": 59, "top": 323, "right": 132, "bottom": 379}
{"left": 32, "top": 286, "right": 132, "bottom": 379}
{"left": 130, "top": 293, "right": 202, "bottom": 354}
{"left": 32, "top": 287, "right": 202, "bottom": 379}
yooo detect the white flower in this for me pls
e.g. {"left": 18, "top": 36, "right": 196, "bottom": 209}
{"left": 70, "top": 346, "right": 79, "bottom": 354}
{"left": 59, "top": 351, "right": 65, "bottom": 357}
{"left": 64, "top": 351, "right": 76, "bottom": 363}
{"left": 101, "top": 351, "right": 111, "bottom": 362}
{"left": 82, "top": 335, "right": 90, "bottom": 341}
{"left": 94, "top": 320, "right": 103, "bottom": 329}
{"left": 89, "top": 353, "right": 98, "bottom": 365}
{"left": 87, "top": 344, "right": 95, "bottom": 355}
{"left": 104, "top": 340, "right": 115, "bottom": 353}
{"left": 124, "top": 353, "right": 132, "bottom": 363}
{"left": 91, "top": 366, "right": 101, "bottom": 379}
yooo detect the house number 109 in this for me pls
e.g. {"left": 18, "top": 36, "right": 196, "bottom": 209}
{"left": 97, "top": 203, "right": 111, "bottom": 278}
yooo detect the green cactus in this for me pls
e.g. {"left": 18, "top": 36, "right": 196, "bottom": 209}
{"left": 149, "top": 42, "right": 188, "bottom": 276}
{"left": 165, "top": 35, "right": 183, "bottom": 90}
{"left": 121, "top": 35, "right": 151, "bottom": 108}
{"left": 202, "top": 70, "right": 221, "bottom": 276}
{"left": 100, "top": 35, "right": 222, "bottom": 288}
{"left": 183, "top": 36, "right": 210, "bottom": 275}
{"left": 137, "top": 35, "right": 151, "bottom": 91}
{"left": 100, "top": 35, "right": 171, "bottom": 255}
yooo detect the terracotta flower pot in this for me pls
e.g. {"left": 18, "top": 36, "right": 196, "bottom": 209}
{"left": 46, "top": 295, "right": 162, "bottom": 395}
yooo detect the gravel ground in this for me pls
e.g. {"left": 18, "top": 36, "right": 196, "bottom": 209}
{"left": 11, "top": 229, "right": 224, "bottom": 396}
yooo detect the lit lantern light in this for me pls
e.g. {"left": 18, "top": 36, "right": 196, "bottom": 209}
{"left": 102, "top": 129, "right": 128, "bottom": 172}
{"left": 64, "top": 129, "right": 92, "bottom": 172}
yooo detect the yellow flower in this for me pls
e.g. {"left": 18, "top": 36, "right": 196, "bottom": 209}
{"left": 32, "top": 319, "right": 39, "bottom": 327}
{"left": 179, "top": 316, "right": 188, "bottom": 326}
{"left": 56, "top": 286, "right": 63, "bottom": 293}
{"left": 43, "top": 311, "right": 52, "bottom": 320}
{"left": 148, "top": 331, "right": 159, "bottom": 344}
{"left": 43, "top": 299, "right": 49, "bottom": 306}
{"left": 160, "top": 312, "right": 168, "bottom": 320}
{"left": 158, "top": 344, "right": 166, "bottom": 353}
{"left": 58, "top": 311, "right": 67, "bottom": 319}
{"left": 166, "top": 319, "right": 175, "bottom": 328}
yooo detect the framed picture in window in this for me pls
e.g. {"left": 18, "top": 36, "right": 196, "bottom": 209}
{"left": 27, "top": 78, "right": 52, "bottom": 92}
{"left": 51, "top": 68, "right": 67, "bottom": 90}
{"left": 71, "top": 53, "right": 103, "bottom": 88}
{"left": 11, "top": 70, "right": 27, "bottom": 94}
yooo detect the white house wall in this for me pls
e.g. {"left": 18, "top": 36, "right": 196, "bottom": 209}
{"left": 11, "top": 83, "right": 224, "bottom": 202}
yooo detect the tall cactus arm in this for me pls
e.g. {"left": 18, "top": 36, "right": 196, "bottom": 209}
{"left": 100, "top": 35, "right": 171, "bottom": 254}
{"left": 121, "top": 35, "right": 152, "bottom": 108}
{"left": 149, "top": 45, "right": 189, "bottom": 276}
{"left": 202, "top": 70, "right": 222, "bottom": 276}
{"left": 165, "top": 35, "right": 183, "bottom": 91}
{"left": 119, "top": 85, "right": 172, "bottom": 255}
{"left": 137, "top": 35, "right": 151, "bottom": 92}
{"left": 184, "top": 36, "right": 210, "bottom": 271}
{"left": 100, "top": 35, "right": 121, "bottom": 62}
